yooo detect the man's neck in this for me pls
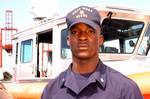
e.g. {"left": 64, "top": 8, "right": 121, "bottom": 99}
{"left": 72, "top": 57, "right": 99, "bottom": 74}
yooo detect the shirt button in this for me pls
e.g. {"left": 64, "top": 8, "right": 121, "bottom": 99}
{"left": 100, "top": 78, "right": 104, "bottom": 82}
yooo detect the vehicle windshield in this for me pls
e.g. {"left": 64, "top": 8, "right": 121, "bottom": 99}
{"left": 100, "top": 18, "right": 144, "bottom": 53}
{"left": 61, "top": 19, "right": 144, "bottom": 58}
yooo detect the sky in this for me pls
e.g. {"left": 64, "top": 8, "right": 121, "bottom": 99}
{"left": 0, "top": 0, "right": 150, "bottom": 31}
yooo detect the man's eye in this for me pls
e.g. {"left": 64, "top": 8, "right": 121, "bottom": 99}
{"left": 87, "top": 29, "right": 95, "bottom": 34}
{"left": 71, "top": 31, "right": 78, "bottom": 35}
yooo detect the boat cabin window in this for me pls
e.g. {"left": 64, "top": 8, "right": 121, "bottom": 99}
{"left": 20, "top": 39, "right": 33, "bottom": 63}
{"left": 61, "top": 29, "right": 71, "bottom": 59}
{"left": 138, "top": 23, "right": 150, "bottom": 55}
{"left": 101, "top": 19, "right": 144, "bottom": 54}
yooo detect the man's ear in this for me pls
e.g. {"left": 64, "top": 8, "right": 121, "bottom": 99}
{"left": 99, "top": 35, "right": 104, "bottom": 46}
{"left": 67, "top": 36, "right": 70, "bottom": 46}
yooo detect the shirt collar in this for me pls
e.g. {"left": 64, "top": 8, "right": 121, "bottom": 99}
{"left": 92, "top": 60, "right": 107, "bottom": 89}
{"left": 60, "top": 60, "right": 107, "bottom": 93}
{"left": 64, "top": 69, "right": 80, "bottom": 94}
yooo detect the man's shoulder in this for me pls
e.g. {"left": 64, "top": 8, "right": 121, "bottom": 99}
{"left": 42, "top": 70, "right": 67, "bottom": 97}
{"left": 107, "top": 66, "right": 137, "bottom": 88}
{"left": 47, "top": 70, "right": 67, "bottom": 88}
{"left": 104, "top": 65, "right": 143, "bottom": 98}
{"left": 106, "top": 65, "right": 128, "bottom": 78}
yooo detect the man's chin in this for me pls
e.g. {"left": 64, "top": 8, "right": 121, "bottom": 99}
{"left": 75, "top": 53, "right": 91, "bottom": 59}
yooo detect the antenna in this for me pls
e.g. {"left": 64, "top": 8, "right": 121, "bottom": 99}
{"left": 3, "top": 10, "right": 17, "bottom": 52}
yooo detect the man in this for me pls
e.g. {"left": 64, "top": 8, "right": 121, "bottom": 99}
{"left": 41, "top": 6, "right": 143, "bottom": 99}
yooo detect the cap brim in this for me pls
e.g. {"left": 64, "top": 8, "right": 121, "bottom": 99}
{"left": 69, "top": 18, "right": 100, "bottom": 32}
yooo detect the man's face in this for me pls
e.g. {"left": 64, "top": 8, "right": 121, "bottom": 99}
{"left": 67, "top": 23, "right": 103, "bottom": 59}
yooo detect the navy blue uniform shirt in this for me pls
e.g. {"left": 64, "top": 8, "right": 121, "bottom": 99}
{"left": 41, "top": 61, "right": 143, "bottom": 99}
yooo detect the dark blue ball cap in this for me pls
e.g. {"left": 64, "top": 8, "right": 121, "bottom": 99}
{"left": 66, "top": 6, "right": 101, "bottom": 31}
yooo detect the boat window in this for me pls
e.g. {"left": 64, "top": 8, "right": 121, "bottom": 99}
{"left": 138, "top": 23, "right": 150, "bottom": 55}
{"left": 20, "top": 39, "right": 33, "bottom": 63}
{"left": 101, "top": 19, "right": 144, "bottom": 54}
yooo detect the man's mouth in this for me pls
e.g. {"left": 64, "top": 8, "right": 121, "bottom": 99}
{"left": 78, "top": 43, "right": 89, "bottom": 50}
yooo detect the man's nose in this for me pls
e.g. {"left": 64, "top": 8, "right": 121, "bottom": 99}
{"left": 78, "top": 32, "right": 88, "bottom": 40}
